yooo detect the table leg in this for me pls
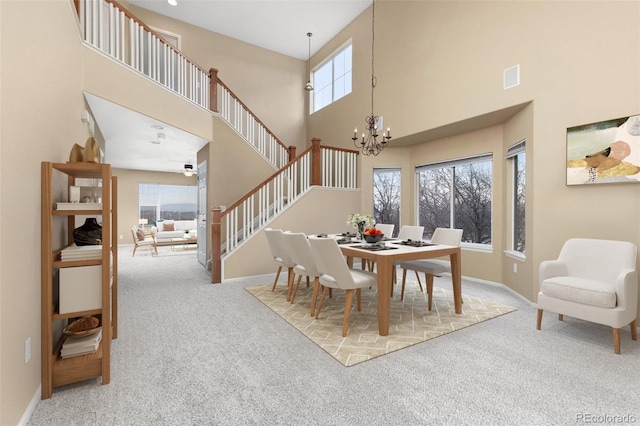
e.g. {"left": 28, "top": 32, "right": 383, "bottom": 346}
{"left": 450, "top": 250, "right": 462, "bottom": 314}
{"left": 376, "top": 256, "right": 392, "bottom": 336}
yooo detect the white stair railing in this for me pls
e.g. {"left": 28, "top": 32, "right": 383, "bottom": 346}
{"left": 78, "top": 0, "right": 210, "bottom": 110}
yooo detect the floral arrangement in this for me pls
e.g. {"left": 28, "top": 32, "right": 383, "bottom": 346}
{"left": 347, "top": 213, "right": 375, "bottom": 231}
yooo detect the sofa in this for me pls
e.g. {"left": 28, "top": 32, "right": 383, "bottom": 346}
{"left": 152, "top": 219, "right": 197, "bottom": 244}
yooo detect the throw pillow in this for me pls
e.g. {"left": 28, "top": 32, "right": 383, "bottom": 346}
{"left": 164, "top": 223, "right": 175, "bottom": 231}
{"left": 136, "top": 229, "right": 145, "bottom": 241}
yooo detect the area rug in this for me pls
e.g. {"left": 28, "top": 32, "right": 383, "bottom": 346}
{"left": 246, "top": 280, "right": 517, "bottom": 366}
{"left": 129, "top": 244, "right": 197, "bottom": 257}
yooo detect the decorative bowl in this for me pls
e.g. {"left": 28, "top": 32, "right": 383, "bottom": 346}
{"left": 364, "top": 234, "right": 384, "bottom": 243}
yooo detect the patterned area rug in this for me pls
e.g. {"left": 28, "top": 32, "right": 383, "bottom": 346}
{"left": 246, "top": 279, "right": 517, "bottom": 366}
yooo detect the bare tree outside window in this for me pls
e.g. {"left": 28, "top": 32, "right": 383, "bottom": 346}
{"left": 514, "top": 152, "right": 526, "bottom": 252}
{"left": 373, "top": 168, "right": 400, "bottom": 237}
{"left": 417, "top": 156, "right": 492, "bottom": 244}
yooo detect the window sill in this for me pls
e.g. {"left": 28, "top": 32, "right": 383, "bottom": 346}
{"left": 504, "top": 250, "right": 525, "bottom": 262}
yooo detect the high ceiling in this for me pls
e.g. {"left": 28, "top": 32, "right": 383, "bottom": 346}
{"left": 93, "top": 0, "right": 371, "bottom": 173}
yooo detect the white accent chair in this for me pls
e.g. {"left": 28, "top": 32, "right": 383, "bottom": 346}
{"left": 283, "top": 232, "right": 322, "bottom": 315}
{"left": 309, "top": 236, "right": 378, "bottom": 337}
{"left": 131, "top": 226, "right": 158, "bottom": 257}
{"left": 398, "top": 228, "right": 463, "bottom": 308}
{"left": 264, "top": 228, "right": 295, "bottom": 300}
{"left": 536, "top": 238, "right": 638, "bottom": 354}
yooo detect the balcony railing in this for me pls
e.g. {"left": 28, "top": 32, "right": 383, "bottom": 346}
{"left": 75, "top": 0, "right": 289, "bottom": 169}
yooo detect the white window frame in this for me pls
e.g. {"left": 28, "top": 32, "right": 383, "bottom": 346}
{"left": 311, "top": 40, "right": 352, "bottom": 113}
{"left": 505, "top": 140, "right": 526, "bottom": 259}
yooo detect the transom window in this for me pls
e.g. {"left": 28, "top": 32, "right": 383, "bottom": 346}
{"left": 416, "top": 154, "right": 493, "bottom": 245}
{"left": 312, "top": 43, "right": 352, "bottom": 113}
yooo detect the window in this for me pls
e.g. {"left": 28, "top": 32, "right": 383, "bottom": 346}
{"left": 312, "top": 43, "right": 352, "bottom": 112}
{"left": 507, "top": 141, "right": 526, "bottom": 253}
{"left": 139, "top": 184, "right": 196, "bottom": 224}
{"left": 373, "top": 168, "right": 401, "bottom": 237}
{"left": 416, "top": 154, "right": 493, "bottom": 244}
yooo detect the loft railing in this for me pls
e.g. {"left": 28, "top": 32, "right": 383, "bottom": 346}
{"left": 211, "top": 138, "right": 359, "bottom": 283}
{"left": 75, "top": 0, "right": 290, "bottom": 168}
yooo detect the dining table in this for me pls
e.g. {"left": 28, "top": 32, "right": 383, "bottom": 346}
{"left": 336, "top": 237, "right": 462, "bottom": 336}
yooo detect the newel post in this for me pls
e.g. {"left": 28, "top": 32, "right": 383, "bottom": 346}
{"left": 311, "top": 138, "right": 322, "bottom": 186}
{"left": 287, "top": 146, "right": 297, "bottom": 163}
{"left": 211, "top": 207, "right": 222, "bottom": 283}
{"left": 209, "top": 68, "right": 219, "bottom": 113}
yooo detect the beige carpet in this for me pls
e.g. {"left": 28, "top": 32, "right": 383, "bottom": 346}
{"left": 246, "top": 279, "right": 517, "bottom": 366}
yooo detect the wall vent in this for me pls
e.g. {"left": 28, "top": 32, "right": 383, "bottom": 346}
{"left": 503, "top": 65, "right": 520, "bottom": 90}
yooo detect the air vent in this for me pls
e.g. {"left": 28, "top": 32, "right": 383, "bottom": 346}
{"left": 503, "top": 65, "right": 520, "bottom": 90}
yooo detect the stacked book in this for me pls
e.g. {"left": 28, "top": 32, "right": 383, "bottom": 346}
{"left": 61, "top": 244, "right": 102, "bottom": 261}
{"left": 60, "top": 329, "right": 102, "bottom": 359}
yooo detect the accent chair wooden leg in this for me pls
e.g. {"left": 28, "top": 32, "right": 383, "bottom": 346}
{"left": 132, "top": 245, "right": 137, "bottom": 257}
{"left": 343, "top": 289, "right": 354, "bottom": 337}
{"left": 271, "top": 266, "right": 282, "bottom": 291}
{"left": 558, "top": 314, "right": 563, "bottom": 321}
{"left": 291, "top": 275, "right": 302, "bottom": 304}
{"left": 631, "top": 320, "right": 637, "bottom": 341}
{"left": 426, "top": 273, "right": 434, "bottom": 311}
{"left": 153, "top": 244, "right": 158, "bottom": 255}
{"left": 310, "top": 277, "right": 320, "bottom": 316}
{"left": 613, "top": 328, "right": 621, "bottom": 354}
{"left": 536, "top": 309, "right": 543, "bottom": 330}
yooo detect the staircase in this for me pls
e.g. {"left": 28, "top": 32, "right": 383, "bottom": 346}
{"left": 74, "top": 0, "right": 360, "bottom": 282}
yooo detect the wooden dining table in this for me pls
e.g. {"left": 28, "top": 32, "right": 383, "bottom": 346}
{"left": 338, "top": 240, "right": 462, "bottom": 336}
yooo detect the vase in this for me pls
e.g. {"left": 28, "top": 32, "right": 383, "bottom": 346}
{"left": 73, "top": 218, "right": 102, "bottom": 246}
{"left": 357, "top": 222, "right": 365, "bottom": 241}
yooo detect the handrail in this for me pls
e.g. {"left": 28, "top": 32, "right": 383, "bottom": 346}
{"left": 214, "top": 77, "right": 290, "bottom": 169}
{"left": 211, "top": 138, "right": 360, "bottom": 283}
{"left": 75, "top": 0, "right": 290, "bottom": 169}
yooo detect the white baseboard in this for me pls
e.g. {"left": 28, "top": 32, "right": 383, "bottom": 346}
{"left": 18, "top": 384, "right": 41, "bottom": 426}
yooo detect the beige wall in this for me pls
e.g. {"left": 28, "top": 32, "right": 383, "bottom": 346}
{"left": 307, "top": 1, "right": 640, "bottom": 306}
{"left": 0, "top": 2, "right": 90, "bottom": 424}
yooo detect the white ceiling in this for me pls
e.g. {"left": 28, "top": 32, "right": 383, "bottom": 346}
{"left": 92, "top": 0, "right": 371, "bottom": 173}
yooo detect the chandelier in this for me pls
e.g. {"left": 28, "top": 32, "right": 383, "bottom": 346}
{"left": 352, "top": 0, "right": 391, "bottom": 156}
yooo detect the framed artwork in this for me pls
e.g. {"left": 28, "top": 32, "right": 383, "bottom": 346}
{"left": 567, "top": 114, "right": 640, "bottom": 185}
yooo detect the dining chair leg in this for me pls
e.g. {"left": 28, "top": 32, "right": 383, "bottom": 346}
{"left": 426, "top": 273, "right": 434, "bottom": 311}
{"left": 400, "top": 268, "right": 407, "bottom": 301}
{"left": 356, "top": 288, "right": 362, "bottom": 311}
{"left": 306, "top": 276, "right": 310, "bottom": 287}
{"left": 414, "top": 270, "right": 424, "bottom": 291}
{"left": 291, "top": 275, "right": 303, "bottom": 304}
{"left": 343, "top": 289, "right": 354, "bottom": 337}
{"left": 271, "top": 266, "right": 282, "bottom": 291}
{"left": 310, "top": 277, "right": 320, "bottom": 316}
{"left": 286, "top": 267, "right": 294, "bottom": 301}
{"left": 315, "top": 287, "right": 330, "bottom": 319}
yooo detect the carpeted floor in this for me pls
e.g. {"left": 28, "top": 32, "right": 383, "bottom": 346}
{"left": 247, "top": 280, "right": 517, "bottom": 366}
{"left": 129, "top": 243, "right": 197, "bottom": 258}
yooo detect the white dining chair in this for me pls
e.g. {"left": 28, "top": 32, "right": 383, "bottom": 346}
{"left": 264, "top": 228, "right": 295, "bottom": 300}
{"left": 283, "top": 232, "right": 323, "bottom": 315}
{"left": 309, "top": 236, "right": 378, "bottom": 337}
{"left": 390, "top": 225, "right": 425, "bottom": 292}
{"left": 398, "top": 228, "right": 463, "bottom": 308}
{"left": 375, "top": 223, "right": 395, "bottom": 239}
